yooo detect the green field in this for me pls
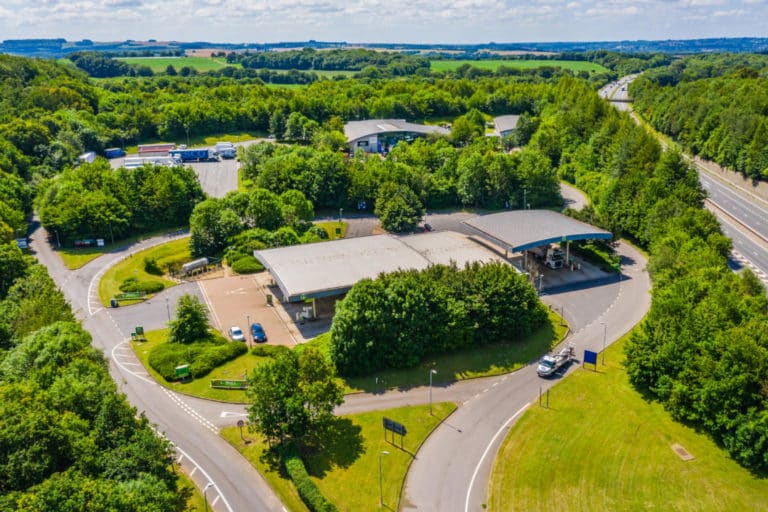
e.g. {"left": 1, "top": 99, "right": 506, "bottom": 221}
{"left": 221, "top": 402, "right": 456, "bottom": 512}
{"left": 98, "top": 237, "right": 190, "bottom": 306}
{"left": 487, "top": 335, "right": 768, "bottom": 511}
{"left": 430, "top": 59, "right": 609, "bottom": 73}
{"left": 117, "top": 56, "right": 237, "bottom": 73}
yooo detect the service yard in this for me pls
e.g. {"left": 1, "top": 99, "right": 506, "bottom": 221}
{"left": 199, "top": 271, "right": 311, "bottom": 348}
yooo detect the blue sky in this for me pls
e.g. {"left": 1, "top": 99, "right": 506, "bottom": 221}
{"left": 0, "top": 0, "right": 765, "bottom": 43}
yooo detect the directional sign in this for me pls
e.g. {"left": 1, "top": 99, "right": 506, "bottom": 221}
{"left": 584, "top": 350, "right": 598, "bottom": 365}
{"left": 383, "top": 417, "right": 407, "bottom": 436}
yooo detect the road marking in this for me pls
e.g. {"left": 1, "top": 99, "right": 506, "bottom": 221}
{"left": 172, "top": 444, "right": 234, "bottom": 512}
{"left": 111, "top": 341, "right": 157, "bottom": 385}
{"left": 163, "top": 388, "right": 219, "bottom": 434}
{"left": 465, "top": 404, "right": 530, "bottom": 512}
{"left": 190, "top": 467, "right": 197, "bottom": 476}
{"left": 220, "top": 411, "right": 248, "bottom": 418}
{"left": 212, "top": 495, "right": 220, "bottom": 506}
{"left": 197, "top": 281, "right": 221, "bottom": 330}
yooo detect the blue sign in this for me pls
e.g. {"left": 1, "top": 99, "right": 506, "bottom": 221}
{"left": 584, "top": 350, "right": 598, "bottom": 365}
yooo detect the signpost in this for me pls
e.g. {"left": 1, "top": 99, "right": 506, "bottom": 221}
{"left": 383, "top": 417, "right": 407, "bottom": 448}
{"left": 583, "top": 350, "right": 598, "bottom": 372}
{"left": 175, "top": 364, "right": 191, "bottom": 380}
{"left": 210, "top": 379, "right": 248, "bottom": 389}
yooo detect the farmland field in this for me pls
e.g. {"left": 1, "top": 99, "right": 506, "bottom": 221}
{"left": 117, "top": 56, "right": 237, "bottom": 72}
{"left": 430, "top": 59, "right": 609, "bottom": 73}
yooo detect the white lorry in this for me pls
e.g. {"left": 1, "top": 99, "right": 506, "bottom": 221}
{"left": 529, "top": 244, "right": 565, "bottom": 269}
{"left": 536, "top": 344, "right": 575, "bottom": 377}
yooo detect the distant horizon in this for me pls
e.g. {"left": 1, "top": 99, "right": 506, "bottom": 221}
{"left": 0, "top": 0, "right": 766, "bottom": 46}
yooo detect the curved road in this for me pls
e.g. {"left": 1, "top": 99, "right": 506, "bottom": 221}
{"left": 29, "top": 222, "right": 285, "bottom": 512}
{"left": 30, "top": 181, "right": 647, "bottom": 511}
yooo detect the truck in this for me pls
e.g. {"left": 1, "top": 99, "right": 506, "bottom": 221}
{"left": 536, "top": 344, "right": 575, "bottom": 377}
{"left": 213, "top": 142, "right": 237, "bottom": 159}
{"left": 529, "top": 244, "right": 565, "bottom": 269}
{"left": 168, "top": 148, "right": 214, "bottom": 162}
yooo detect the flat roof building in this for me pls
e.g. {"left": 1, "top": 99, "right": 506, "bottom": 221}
{"left": 344, "top": 119, "right": 449, "bottom": 154}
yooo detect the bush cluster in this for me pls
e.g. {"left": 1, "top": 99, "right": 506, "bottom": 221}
{"left": 250, "top": 344, "right": 290, "bottom": 358}
{"left": 330, "top": 262, "right": 548, "bottom": 376}
{"left": 119, "top": 277, "right": 165, "bottom": 294}
{"left": 143, "top": 257, "right": 163, "bottom": 275}
{"left": 148, "top": 340, "right": 247, "bottom": 381}
{"left": 231, "top": 256, "right": 264, "bottom": 274}
{"left": 283, "top": 452, "right": 337, "bottom": 512}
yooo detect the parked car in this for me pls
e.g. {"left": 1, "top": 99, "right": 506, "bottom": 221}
{"left": 250, "top": 323, "right": 267, "bottom": 343}
{"left": 228, "top": 326, "right": 245, "bottom": 342}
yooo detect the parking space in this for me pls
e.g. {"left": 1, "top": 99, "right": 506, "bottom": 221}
{"left": 199, "top": 270, "right": 318, "bottom": 347}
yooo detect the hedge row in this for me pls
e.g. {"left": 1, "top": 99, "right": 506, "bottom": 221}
{"left": 119, "top": 277, "right": 165, "bottom": 294}
{"left": 283, "top": 452, "right": 337, "bottom": 512}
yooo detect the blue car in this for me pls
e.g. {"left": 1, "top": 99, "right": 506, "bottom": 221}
{"left": 250, "top": 323, "right": 267, "bottom": 343}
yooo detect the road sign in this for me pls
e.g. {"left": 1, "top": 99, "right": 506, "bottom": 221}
{"left": 583, "top": 350, "right": 598, "bottom": 371}
{"left": 383, "top": 417, "right": 406, "bottom": 436}
{"left": 175, "top": 364, "right": 190, "bottom": 379}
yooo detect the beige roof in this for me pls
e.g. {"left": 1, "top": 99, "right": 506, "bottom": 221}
{"left": 255, "top": 231, "right": 503, "bottom": 302}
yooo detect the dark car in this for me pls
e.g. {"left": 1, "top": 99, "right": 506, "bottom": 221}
{"left": 250, "top": 323, "right": 267, "bottom": 343}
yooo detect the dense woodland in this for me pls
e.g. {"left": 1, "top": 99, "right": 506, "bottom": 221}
{"left": 631, "top": 53, "right": 768, "bottom": 179}
{"left": 1, "top": 49, "right": 768, "bottom": 507}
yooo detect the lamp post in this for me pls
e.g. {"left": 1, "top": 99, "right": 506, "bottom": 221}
{"left": 601, "top": 322, "right": 607, "bottom": 365}
{"left": 429, "top": 369, "right": 437, "bottom": 415}
{"left": 379, "top": 450, "right": 389, "bottom": 507}
{"left": 165, "top": 297, "right": 171, "bottom": 322}
{"left": 523, "top": 186, "right": 527, "bottom": 210}
{"left": 339, "top": 207, "right": 343, "bottom": 223}
{"left": 203, "top": 482, "right": 214, "bottom": 512}
{"left": 246, "top": 314, "right": 251, "bottom": 345}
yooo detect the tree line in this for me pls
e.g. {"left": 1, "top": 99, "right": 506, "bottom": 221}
{"left": 630, "top": 53, "right": 768, "bottom": 179}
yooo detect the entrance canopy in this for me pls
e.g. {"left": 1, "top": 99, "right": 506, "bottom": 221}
{"left": 463, "top": 210, "right": 612, "bottom": 253}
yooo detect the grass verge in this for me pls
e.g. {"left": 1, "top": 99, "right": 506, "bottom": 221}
{"left": 98, "top": 237, "right": 190, "bottom": 306}
{"left": 487, "top": 334, "right": 768, "bottom": 511}
{"left": 57, "top": 227, "right": 186, "bottom": 270}
{"left": 116, "top": 56, "right": 237, "bottom": 73}
{"left": 315, "top": 221, "right": 348, "bottom": 240}
{"left": 304, "top": 309, "right": 567, "bottom": 393}
{"left": 132, "top": 310, "right": 564, "bottom": 401}
{"left": 176, "top": 466, "right": 206, "bottom": 511}
{"left": 221, "top": 402, "right": 456, "bottom": 512}
{"left": 430, "top": 59, "right": 609, "bottom": 73}
{"left": 131, "top": 329, "right": 271, "bottom": 402}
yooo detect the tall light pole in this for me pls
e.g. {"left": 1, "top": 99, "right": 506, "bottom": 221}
{"left": 165, "top": 297, "right": 171, "bottom": 322}
{"left": 379, "top": 450, "right": 389, "bottom": 507}
{"left": 246, "top": 314, "right": 251, "bottom": 345}
{"left": 429, "top": 369, "right": 437, "bottom": 415}
{"left": 523, "top": 186, "right": 527, "bottom": 210}
{"left": 339, "top": 207, "right": 343, "bottom": 223}
{"left": 601, "top": 322, "right": 607, "bottom": 365}
{"left": 203, "top": 482, "right": 214, "bottom": 512}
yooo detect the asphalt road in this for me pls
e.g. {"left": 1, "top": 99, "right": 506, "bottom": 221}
{"left": 28, "top": 224, "right": 284, "bottom": 512}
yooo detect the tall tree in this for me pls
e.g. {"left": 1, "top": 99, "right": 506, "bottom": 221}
{"left": 168, "top": 294, "right": 209, "bottom": 344}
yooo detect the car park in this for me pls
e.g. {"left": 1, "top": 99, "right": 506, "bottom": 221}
{"left": 250, "top": 323, "right": 267, "bottom": 343}
{"left": 228, "top": 326, "right": 245, "bottom": 341}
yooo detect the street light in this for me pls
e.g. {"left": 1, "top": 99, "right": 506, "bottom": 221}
{"left": 165, "top": 297, "right": 171, "bottom": 322}
{"left": 379, "top": 450, "right": 390, "bottom": 507}
{"left": 246, "top": 314, "right": 251, "bottom": 345}
{"left": 429, "top": 369, "right": 437, "bottom": 415}
{"left": 339, "top": 207, "right": 343, "bottom": 223}
{"left": 523, "top": 186, "right": 527, "bottom": 210}
{"left": 601, "top": 322, "right": 607, "bottom": 365}
{"left": 203, "top": 482, "right": 214, "bottom": 512}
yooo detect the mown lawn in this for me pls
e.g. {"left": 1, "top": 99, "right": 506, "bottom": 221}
{"left": 488, "top": 335, "right": 768, "bottom": 511}
{"left": 430, "top": 59, "right": 609, "bottom": 73}
{"left": 304, "top": 309, "right": 567, "bottom": 393}
{"left": 221, "top": 402, "right": 456, "bottom": 512}
{"left": 314, "top": 221, "right": 348, "bottom": 240}
{"left": 57, "top": 227, "right": 186, "bottom": 270}
{"left": 98, "top": 237, "right": 190, "bottom": 306}
{"left": 131, "top": 329, "right": 271, "bottom": 402}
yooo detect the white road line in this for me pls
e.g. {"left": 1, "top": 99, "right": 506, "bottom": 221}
{"left": 173, "top": 445, "right": 234, "bottom": 512}
{"left": 197, "top": 281, "right": 221, "bottom": 330}
{"left": 212, "top": 495, "right": 221, "bottom": 506}
{"left": 111, "top": 341, "right": 157, "bottom": 385}
{"left": 465, "top": 404, "right": 530, "bottom": 512}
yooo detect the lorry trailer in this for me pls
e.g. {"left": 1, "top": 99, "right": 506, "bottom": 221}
{"left": 213, "top": 142, "right": 237, "bottom": 159}
{"left": 536, "top": 344, "right": 575, "bottom": 377}
{"left": 168, "top": 148, "right": 214, "bottom": 162}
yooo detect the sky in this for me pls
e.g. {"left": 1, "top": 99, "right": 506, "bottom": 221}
{"left": 0, "top": 0, "right": 766, "bottom": 44}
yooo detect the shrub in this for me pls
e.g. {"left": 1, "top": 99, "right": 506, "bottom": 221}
{"left": 143, "top": 257, "right": 163, "bottom": 275}
{"left": 119, "top": 277, "right": 165, "bottom": 294}
{"left": 251, "top": 344, "right": 291, "bottom": 358}
{"left": 190, "top": 342, "right": 247, "bottom": 377}
{"left": 148, "top": 341, "right": 246, "bottom": 381}
{"left": 283, "top": 452, "right": 337, "bottom": 512}
{"left": 231, "top": 256, "right": 264, "bottom": 274}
